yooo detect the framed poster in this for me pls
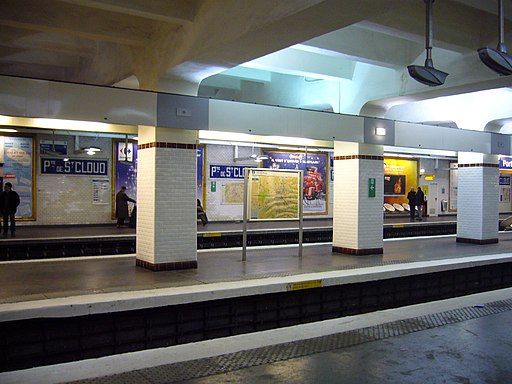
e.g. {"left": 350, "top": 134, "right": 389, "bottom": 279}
{"left": 247, "top": 168, "right": 301, "bottom": 220}
{"left": 2, "top": 135, "right": 35, "bottom": 219}
{"left": 262, "top": 150, "right": 328, "bottom": 214}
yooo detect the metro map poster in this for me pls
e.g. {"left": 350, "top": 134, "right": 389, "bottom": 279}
{"left": 262, "top": 151, "right": 328, "bottom": 214}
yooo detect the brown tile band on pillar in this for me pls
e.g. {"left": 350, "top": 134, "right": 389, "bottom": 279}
{"left": 332, "top": 246, "right": 384, "bottom": 255}
{"left": 138, "top": 142, "right": 197, "bottom": 150}
{"left": 456, "top": 237, "right": 499, "bottom": 245}
{"left": 136, "top": 259, "right": 198, "bottom": 271}
{"left": 333, "top": 155, "right": 384, "bottom": 161}
{"left": 456, "top": 163, "right": 499, "bottom": 168}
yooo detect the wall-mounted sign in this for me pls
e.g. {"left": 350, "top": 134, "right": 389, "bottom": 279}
{"left": 368, "top": 178, "right": 376, "bottom": 197}
{"left": 425, "top": 175, "right": 435, "bottom": 181}
{"left": 210, "top": 165, "right": 252, "bottom": 179}
{"left": 262, "top": 151, "right": 327, "bottom": 214}
{"left": 92, "top": 179, "right": 110, "bottom": 205}
{"left": 40, "top": 140, "right": 67, "bottom": 155}
{"left": 41, "top": 158, "right": 108, "bottom": 175}
{"left": 500, "top": 156, "right": 512, "bottom": 170}
{"left": 500, "top": 175, "right": 510, "bottom": 185}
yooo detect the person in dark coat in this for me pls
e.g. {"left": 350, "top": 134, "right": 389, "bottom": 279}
{"left": 407, "top": 187, "right": 416, "bottom": 221}
{"left": 415, "top": 186, "right": 425, "bottom": 221}
{"left": 0, "top": 182, "right": 20, "bottom": 236}
{"left": 115, "top": 186, "right": 136, "bottom": 228}
{"left": 197, "top": 199, "right": 208, "bottom": 226}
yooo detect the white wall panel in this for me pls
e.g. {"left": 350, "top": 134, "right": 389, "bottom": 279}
{"left": 0, "top": 76, "right": 157, "bottom": 126}
{"left": 209, "top": 99, "right": 363, "bottom": 142}
{"left": 395, "top": 121, "right": 492, "bottom": 154}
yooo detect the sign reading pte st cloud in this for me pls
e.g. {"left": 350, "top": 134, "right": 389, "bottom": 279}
{"left": 41, "top": 158, "right": 108, "bottom": 176}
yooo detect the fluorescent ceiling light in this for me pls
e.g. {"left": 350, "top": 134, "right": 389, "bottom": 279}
{"left": 0, "top": 128, "right": 18, "bottom": 133}
{"left": 375, "top": 127, "right": 386, "bottom": 136}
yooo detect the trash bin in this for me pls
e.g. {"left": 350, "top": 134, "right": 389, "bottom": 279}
{"left": 441, "top": 199, "right": 448, "bottom": 212}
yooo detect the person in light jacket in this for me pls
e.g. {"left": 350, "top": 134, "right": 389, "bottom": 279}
{"left": 115, "top": 186, "right": 136, "bottom": 228}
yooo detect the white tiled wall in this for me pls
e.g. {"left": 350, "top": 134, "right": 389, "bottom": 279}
{"left": 333, "top": 158, "right": 359, "bottom": 249}
{"left": 205, "top": 144, "right": 334, "bottom": 221}
{"left": 357, "top": 159, "right": 384, "bottom": 248}
{"left": 136, "top": 147, "right": 155, "bottom": 262}
{"left": 36, "top": 134, "right": 113, "bottom": 225}
{"left": 332, "top": 142, "right": 383, "bottom": 250}
{"left": 457, "top": 165, "right": 499, "bottom": 240}
{"left": 206, "top": 145, "right": 254, "bottom": 221}
{"left": 137, "top": 145, "right": 197, "bottom": 264}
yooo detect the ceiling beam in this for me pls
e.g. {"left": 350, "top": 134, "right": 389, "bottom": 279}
{"left": 0, "top": 0, "right": 164, "bottom": 46}
{"left": 59, "top": 0, "right": 200, "bottom": 24}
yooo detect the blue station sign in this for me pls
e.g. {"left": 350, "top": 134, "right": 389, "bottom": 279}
{"left": 41, "top": 158, "right": 108, "bottom": 176}
{"left": 500, "top": 156, "right": 512, "bottom": 170}
{"left": 209, "top": 165, "right": 252, "bottom": 179}
{"left": 500, "top": 175, "right": 511, "bottom": 185}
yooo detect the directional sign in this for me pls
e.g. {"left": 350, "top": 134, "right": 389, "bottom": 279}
{"left": 368, "top": 178, "right": 376, "bottom": 198}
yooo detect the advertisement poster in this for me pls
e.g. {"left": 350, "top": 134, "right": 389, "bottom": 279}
{"left": 248, "top": 169, "right": 300, "bottom": 220}
{"left": 449, "top": 163, "right": 458, "bottom": 211}
{"left": 262, "top": 151, "right": 327, "bottom": 214}
{"left": 222, "top": 182, "right": 244, "bottom": 204}
{"left": 114, "top": 141, "right": 138, "bottom": 207}
{"left": 197, "top": 146, "right": 204, "bottom": 204}
{"left": 383, "top": 158, "right": 418, "bottom": 206}
{"left": 3, "top": 136, "right": 33, "bottom": 219}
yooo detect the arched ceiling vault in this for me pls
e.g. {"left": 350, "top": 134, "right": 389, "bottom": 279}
{"left": 1, "top": 0, "right": 512, "bottom": 130}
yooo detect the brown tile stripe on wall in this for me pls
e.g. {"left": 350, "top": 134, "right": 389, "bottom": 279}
{"left": 457, "top": 163, "right": 499, "bottom": 168}
{"left": 136, "top": 259, "right": 198, "bottom": 271}
{"left": 138, "top": 142, "right": 197, "bottom": 150}
{"left": 333, "top": 155, "right": 384, "bottom": 161}
{"left": 332, "top": 246, "right": 384, "bottom": 255}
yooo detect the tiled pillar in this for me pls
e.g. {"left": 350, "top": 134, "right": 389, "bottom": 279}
{"left": 332, "top": 142, "right": 383, "bottom": 255}
{"left": 456, "top": 152, "right": 499, "bottom": 244}
{"left": 136, "top": 126, "right": 198, "bottom": 270}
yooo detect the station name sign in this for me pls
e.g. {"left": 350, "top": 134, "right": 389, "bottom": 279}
{"left": 500, "top": 156, "right": 512, "bottom": 170}
{"left": 41, "top": 158, "right": 108, "bottom": 176}
{"left": 209, "top": 165, "right": 253, "bottom": 179}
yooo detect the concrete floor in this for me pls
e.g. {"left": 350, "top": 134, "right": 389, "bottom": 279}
{"left": 3, "top": 288, "right": 510, "bottom": 384}
{"left": 2, "top": 220, "right": 512, "bottom": 383}
{"left": 174, "top": 309, "right": 512, "bottom": 384}
{"left": 0, "top": 214, "right": 463, "bottom": 241}
{"left": 2, "top": 233, "right": 512, "bottom": 304}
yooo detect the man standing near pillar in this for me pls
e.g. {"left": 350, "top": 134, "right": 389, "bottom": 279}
{"left": 0, "top": 182, "right": 20, "bottom": 237}
{"left": 415, "top": 186, "right": 425, "bottom": 221}
{"left": 115, "top": 186, "right": 136, "bottom": 228}
{"left": 407, "top": 187, "right": 416, "bottom": 221}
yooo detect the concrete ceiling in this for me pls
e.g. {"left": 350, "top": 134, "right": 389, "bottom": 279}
{"left": 2, "top": 0, "right": 512, "bottom": 129}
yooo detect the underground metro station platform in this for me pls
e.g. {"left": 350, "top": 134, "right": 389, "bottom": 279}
{"left": 1, "top": 220, "right": 512, "bottom": 379}
{"left": 0, "top": 214, "right": 470, "bottom": 261}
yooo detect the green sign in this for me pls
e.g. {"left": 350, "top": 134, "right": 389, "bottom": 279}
{"left": 368, "top": 178, "right": 376, "bottom": 197}
{"left": 211, "top": 181, "right": 216, "bottom": 192}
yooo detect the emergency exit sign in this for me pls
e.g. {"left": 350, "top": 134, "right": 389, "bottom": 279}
{"left": 368, "top": 178, "right": 376, "bottom": 197}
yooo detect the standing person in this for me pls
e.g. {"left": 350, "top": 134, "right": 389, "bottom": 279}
{"left": 115, "top": 186, "right": 136, "bottom": 228}
{"left": 407, "top": 186, "right": 416, "bottom": 221}
{"left": 415, "top": 186, "right": 425, "bottom": 221}
{"left": 0, "top": 182, "right": 20, "bottom": 237}
{"left": 197, "top": 199, "right": 208, "bottom": 226}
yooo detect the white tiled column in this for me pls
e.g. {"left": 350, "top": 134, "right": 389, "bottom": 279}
{"left": 332, "top": 142, "right": 383, "bottom": 255}
{"left": 456, "top": 152, "right": 499, "bottom": 244}
{"left": 136, "top": 126, "right": 198, "bottom": 271}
